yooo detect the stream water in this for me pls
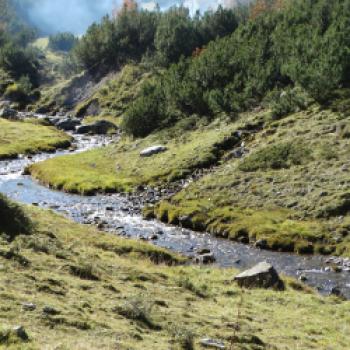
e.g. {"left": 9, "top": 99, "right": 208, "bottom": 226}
{"left": 0, "top": 133, "right": 349, "bottom": 299}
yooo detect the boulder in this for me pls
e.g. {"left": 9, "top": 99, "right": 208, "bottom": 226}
{"left": 140, "top": 145, "right": 167, "bottom": 157}
{"left": 254, "top": 239, "right": 268, "bottom": 249}
{"left": 0, "top": 107, "right": 18, "bottom": 120}
{"left": 234, "top": 262, "right": 284, "bottom": 290}
{"left": 200, "top": 338, "right": 225, "bottom": 349}
{"left": 55, "top": 118, "right": 81, "bottom": 131}
{"left": 22, "top": 302, "right": 36, "bottom": 311}
{"left": 76, "top": 120, "right": 117, "bottom": 135}
{"left": 195, "top": 252, "right": 216, "bottom": 265}
{"left": 44, "top": 116, "right": 60, "bottom": 125}
{"left": 12, "top": 326, "right": 29, "bottom": 341}
{"left": 196, "top": 247, "right": 211, "bottom": 255}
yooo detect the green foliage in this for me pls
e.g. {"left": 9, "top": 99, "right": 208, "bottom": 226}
{"left": 4, "top": 75, "right": 32, "bottom": 103}
{"left": 0, "top": 1, "right": 40, "bottom": 91}
{"left": 274, "top": 0, "right": 350, "bottom": 102}
{"left": 239, "top": 141, "right": 312, "bottom": 172}
{"left": 195, "top": 5, "right": 241, "bottom": 45}
{"left": 154, "top": 7, "right": 196, "bottom": 65}
{"left": 74, "top": 5, "right": 241, "bottom": 72}
{"left": 0, "top": 40, "right": 39, "bottom": 85}
{"left": 48, "top": 32, "right": 78, "bottom": 52}
{"left": 0, "top": 194, "right": 32, "bottom": 239}
{"left": 122, "top": 80, "right": 163, "bottom": 137}
{"left": 0, "top": 0, "right": 37, "bottom": 45}
{"left": 266, "top": 87, "right": 310, "bottom": 119}
{"left": 57, "top": 53, "right": 81, "bottom": 78}
{"left": 74, "top": 9, "right": 158, "bottom": 72}
{"left": 124, "top": 0, "right": 350, "bottom": 137}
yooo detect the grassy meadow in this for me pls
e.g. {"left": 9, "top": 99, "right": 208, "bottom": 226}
{"left": 28, "top": 119, "right": 240, "bottom": 194}
{"left": 0, "top": 119, "right": 72, "bottom": 159}
{"left": 0, "top": 196, "right": 349, "bottom": 349}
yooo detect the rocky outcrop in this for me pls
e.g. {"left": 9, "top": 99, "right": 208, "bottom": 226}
{"left": 140, "top": 145, "right": 167, "bottom": 157}
{"left": 234, "top": 262, "right": 285, "bottom": 290}
{"left": 56, "top": 118, "right": 81, "bottom": 131}
{"left": 76, "top": 120, "right": 117, "bottom": 135}
{"left": 195, "top": 252, "right": 216, "bottom": 264}
{"left": 0, "top": 107, "right": 18, "bottom": 120}
{"left": 76, "top": 99, "right": 100, "bottom": 118}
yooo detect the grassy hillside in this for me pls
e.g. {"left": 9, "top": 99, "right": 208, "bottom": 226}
{"left": 36, "top": 64, "right": 151, "bottom": 118}
{"left": 0, "top": 119, "right": 72, "bottom": 159}
{"left": 75, "top": 65, "right": 152, "bottom": 123}
{"left": 0, "top": 196, "right": 349, "bottom": 349}
{"left": 150, "top": 106, "right": 350, "bottom": 256}
{"left": 28, "top": 119, "right": 240, "bottom": 194}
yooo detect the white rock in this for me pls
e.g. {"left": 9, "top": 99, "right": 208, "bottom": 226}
{"left": 140, "top": 145, "right": 167, "bottom": 157}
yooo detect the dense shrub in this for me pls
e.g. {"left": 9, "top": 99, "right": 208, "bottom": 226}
{"left": 49, "top": 32, "right": 78, "bottom": 52}
{"left": 74, "top": 9, "right": 159, "bottom": 71}
{"left": 124, "top": 0, "right": 350, "bottom": 137}
{"left": 0, "top": 0, "right": 37, "bottom": 45}
{"left": 154, "top": 7, "right": 196, "bottom": 65}
{"left": 4, "top": 75, "right": 32, "bottom": 103}
{"left": 239, "top": 141, "right": 312, "bottom": 172}
{"left": 266, "top": 87, "right": 310, "bottom": 120}
{"left": 0, "top": 41, "right": 39, "bottom": 85}
{"left": 122, "top": 81, "right": 163, "bottom": 137}
{"left": 74, "top": 5, "right": 242, "bottom": 71}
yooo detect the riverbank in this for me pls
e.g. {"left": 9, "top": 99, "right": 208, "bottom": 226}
{"left": 27, "top": 106, "right": 350, "bottom": 257}
{"left": 0, "top": 119, "right": 72, "bottom": 160}
{"left": 149, "top": 106, "right": 350, "bottom": 257}
{"left": 1, "top": 197, "right": 349, "bottom": 349}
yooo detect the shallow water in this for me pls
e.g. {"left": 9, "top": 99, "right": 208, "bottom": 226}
{"left": 0, "top": 133, "right": 349, "bottom": 298}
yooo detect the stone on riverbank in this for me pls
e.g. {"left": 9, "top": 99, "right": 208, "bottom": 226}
{"left": 234, "top": 262, "right": 285, "bottom": 290}
{"left": 56, "top": 118, "right": 81, "bottom": 131}
{"left": 140, "top": 145, "right": 167, "bottom": 157}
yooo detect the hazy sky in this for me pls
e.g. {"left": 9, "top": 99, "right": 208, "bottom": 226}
{"left": 25, "top": 0, "right": 242, "bottom": 34}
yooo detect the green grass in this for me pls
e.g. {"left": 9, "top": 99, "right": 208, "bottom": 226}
{"left": 0, "top": 199, "right": 349, "bottom": 349}
{"left": 238, "top": 141, "right": 312, "bottom": 172}
{"left": 153, "top": 201, "right": 331, "bottom": 254}
{"left": 0, "top": 119, "right": 72, "bottom": 159}
{"left": 28, "top": 119, "right": 240, "bottom": 194}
